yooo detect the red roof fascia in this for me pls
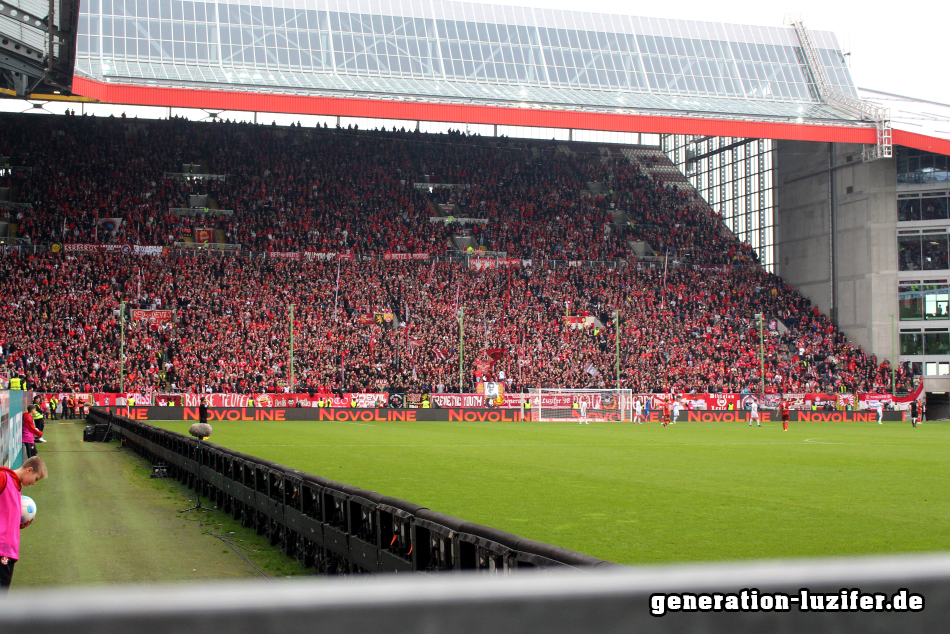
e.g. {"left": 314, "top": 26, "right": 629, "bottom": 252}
{"left": 892, "top": 129, "right": 950, "bottom": 157}
{"left": 74, "top": 76, "right": 881, "bottom": 145}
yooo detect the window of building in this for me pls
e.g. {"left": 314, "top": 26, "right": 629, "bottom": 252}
{"left": 898, "top": 231, "right": 923, "bottom": 271}
{"left": 924, "top": 280, "right": 950, "bottom": 320}
{"left": 899, "top": 282, "right": 923, "bottom": 320}
{"left": 900, "top": 329, "right": 923, "bottom": 355}
{"left": 922, "top": 230, "right": 950, "bottom": 270}
{"left": 925, "top": 362, "right": 950, "bottom": 376}
{"left": 924, "top": 329, "right": 950, "bottom": 355}
{"left": 897, "top": 147, "right": 950, "bottom": 185}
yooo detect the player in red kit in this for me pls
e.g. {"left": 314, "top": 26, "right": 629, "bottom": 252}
{"left": 781, "top": 399, "right": 790, "bottom": 431}
{"left": 661, "top": 402, "right": 671, "bottom": 427}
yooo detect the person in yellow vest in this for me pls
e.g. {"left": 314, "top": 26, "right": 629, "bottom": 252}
{"left": 128, "top": 396, "right": 135, "bottom": 408}
{"left": 350, "top": 398, "right": 357, "bottom": 408}
{"left": 524, "top": 400, "right": 532, "bottom": 410}
{"left": 572, "top": 401, "right": 580, "bottom": 410}
{"left": 49, "top": 396, "right": 59, "bottom": 420}
{"left": 9, "top": 376, "right": 21, "bottom": 390}
{"left": 248, "top": 396, "right": 254, "bottom": 407}
{"left": 421, "top": 396, "right": 430, "bottom": 409}
{"left": 31, "top": 396, "right": 47, "bottom": 443}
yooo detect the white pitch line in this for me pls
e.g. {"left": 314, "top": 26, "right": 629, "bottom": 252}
{"left": 803, "top": 438, "right": 843, "bottom": 444}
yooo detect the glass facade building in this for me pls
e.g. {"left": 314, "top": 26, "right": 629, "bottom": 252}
{"left": 897, "top": 147, "right": 950, "bottom": 378}
{"left": 662, "top": 134, "right": 775, "bottom": 271}
{"left": 75, "top": 0, "right": 857, "bottom": 122}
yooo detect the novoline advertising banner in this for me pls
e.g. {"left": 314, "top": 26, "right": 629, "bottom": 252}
{"left": 110, "top": 407, "right": 906, "bottom": 424}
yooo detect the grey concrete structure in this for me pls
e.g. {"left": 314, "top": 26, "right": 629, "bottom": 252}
{"left": 773, "top": 141, "right": 947, "bottom": 389}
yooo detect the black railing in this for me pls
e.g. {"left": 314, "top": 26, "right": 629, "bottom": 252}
{"left": 91, "top": 408, "right": 616, "bottom": 575}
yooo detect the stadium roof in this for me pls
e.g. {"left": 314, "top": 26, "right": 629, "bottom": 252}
{"left": 66, "top": 0, "right": 948, "bottom": 154}
{"left": 859, "top": 88, "right": 950, "bottom": 154}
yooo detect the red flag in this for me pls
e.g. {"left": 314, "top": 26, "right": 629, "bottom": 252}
{"left": 485, "top": 348, "right": 507, "bottom": 361}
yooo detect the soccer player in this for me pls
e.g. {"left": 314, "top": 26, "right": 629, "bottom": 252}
{"left": 671, "top": 399, "right": 681, "bottom": 425}
{"left": 910, "top": 400, "right": 919, "bottom": 428}
{"left": 661, "top": 402, "right": 671, "bottom": 427}
{"left": 749, "top": 400, "right": 760, "bottom": 427}
{"left": 579, "top": 400, "right": 588, "bottom": 425}
{"left": 0, "top": 456, "right": 47, "bottom": 592}
{"left": 633, "top": 398, "right": 644, "bottom": 424}
{"left": 781, "top": 399, "right": 790, "bottom": 431}
{"left": 875, "top": 400, "right": 883, "bottom": 425}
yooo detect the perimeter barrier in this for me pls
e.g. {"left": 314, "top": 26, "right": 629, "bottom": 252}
{"left": 89, "top": 407, "right": 617, "bottom": 575}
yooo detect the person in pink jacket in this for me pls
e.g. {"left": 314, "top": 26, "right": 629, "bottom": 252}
{"left": 22, "top": 406, "right": 43, "bottom": 459}
{"left": 0, "top": 455, "right": 47, "bottom": 591}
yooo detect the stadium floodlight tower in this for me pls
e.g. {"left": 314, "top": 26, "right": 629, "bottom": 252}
{"left": 527, "top": 388, "right": 633, "bottom": 423}
{"left": 755, "top": 313, "right": 765, "bottom": 395}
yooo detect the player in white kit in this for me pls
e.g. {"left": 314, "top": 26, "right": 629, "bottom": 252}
{"left": 749, "top": 400, "right": 760, "bottom": 426}
{"left": 633, "top": 399, "right": 644, "bottom": 423}
{"left": 875, "top": 401, "right": 883, "bottom": 424}
{"left": 671, "top": 400, "right": 681, "bottom": 424}
{"left": 579, "top": 401, "right": 588, "bottom": 424}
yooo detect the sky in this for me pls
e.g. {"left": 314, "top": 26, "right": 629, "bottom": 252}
{"left": 477, "top": 0, "right": 947, "bottom": 105}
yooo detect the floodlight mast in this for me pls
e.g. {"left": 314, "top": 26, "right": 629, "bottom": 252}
{"left": 756, "top": 313, "right": 764, "bottom": 395}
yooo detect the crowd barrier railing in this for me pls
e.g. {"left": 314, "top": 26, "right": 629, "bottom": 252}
{"left": 89, "top": 407, "right": 617, "bottom": 575}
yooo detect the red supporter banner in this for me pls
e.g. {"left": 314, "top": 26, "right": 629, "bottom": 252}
{"left": 305, "top": 251, "right": 355, "bottom": 261}
{"left": 131, "top": 309, "right": 174, "bottom": 324}
{"left": 269, "top": 251, "right": 301, "bottom": 260}
{"left": 469, "top": 258, "right": 496, "bottom": 270}
{"left": 62, "top": 244, "right": 165, "bottom": 257}
{"left": 194, "top": 228, "right": 214, "bottom": 244}
{"left": 64, "top": 243, "right": 133, "bottom": 255}
{"left": 692, "top": 265, "right": 733, "bottom": 273}
{"left": 133, "top": 245, "right": 165, "bottom": 257}
{"left": 170, "top": 392, "right": 389, "bottom": 408}
{"left": 432, "top": 393, "right": 526, "bottom": 408}
{"left": 383, "top": 252, "right": 430, "bottom": 261}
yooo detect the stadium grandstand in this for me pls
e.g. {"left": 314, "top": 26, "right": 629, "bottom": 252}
{"left": 3, "top": 2, "right": 950, "bottom": 632}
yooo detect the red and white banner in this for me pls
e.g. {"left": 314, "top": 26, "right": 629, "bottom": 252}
{"left": 469, "top": 258, "right": 496, "bottom": 270}
{"left": 133, "top": 245, "right": 165, "bottom": 257}
{"left": 64, "top": 243, "right": 133, "bottom": 255}
{"left": 63, "top": 244, "right": 165, "bottom": 257}
{"left": 168, "top": 392, "right": 390, "bottom": 408}
{"left": 383, "top": 252, "right": 429, "bottom": 261}
{"left": 269, "top": 251, "right": 301, "bottom": 260}
{"left": 305, "top": 251, "right": 355, "bottom": 261}
{"left": 131, "top": 309, "right": 174, "bottom": 324}
{"left": 194, "top": 228, "right": 214, "bottom": 244}
{"left": 431, "top": 393, "right": 525, "bottom": 408}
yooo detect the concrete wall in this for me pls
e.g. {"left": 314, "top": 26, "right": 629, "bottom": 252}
{"left": 775, "top": 140, "right": 899, "bottom": 366}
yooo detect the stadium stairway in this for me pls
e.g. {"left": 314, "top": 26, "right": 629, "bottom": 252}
{"left": 453, "top": 234, "right": 478, "bottom": 253}
{"left": 628, "top": 240, "right": 655, "bottom": 259}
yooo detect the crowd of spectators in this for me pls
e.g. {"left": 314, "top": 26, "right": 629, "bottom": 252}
{"left": 0, "top": 113, "right": 910, "bottom": 395}
{"left": 0, "top": 251, "right": 908, "bottom": 396}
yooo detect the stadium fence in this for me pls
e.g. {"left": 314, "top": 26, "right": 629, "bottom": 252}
{"left": 88, "top": 407, "right": 618, "bottom": 575}
{"left": 1, "top": 551, "right": 947, "bottom": 632}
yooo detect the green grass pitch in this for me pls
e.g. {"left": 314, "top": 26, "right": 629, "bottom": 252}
{"left": 153, "top": 417, "right": 950, "bottom": 566}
